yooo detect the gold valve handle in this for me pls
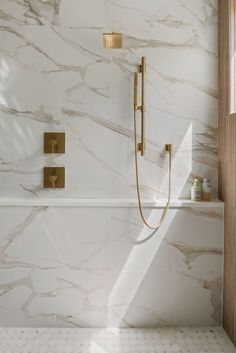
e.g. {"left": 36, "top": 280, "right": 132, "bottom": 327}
{"left": 49, "top": 175, "right": 58, "bottom": 189}
{"left": 49, "top": 139, "right": 58, "bottom": 153}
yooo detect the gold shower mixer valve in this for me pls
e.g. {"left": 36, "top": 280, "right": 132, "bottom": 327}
{"left": 44, "top": 132, "right": 65, "bottom": 154}
{"left": 44, "top": 167, "right": 65, "bottom": 189}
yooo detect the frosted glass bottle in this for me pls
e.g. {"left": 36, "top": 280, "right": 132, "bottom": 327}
{"left": 202, "top": 178, "right": 211, "bottom": 201}
{"left": 191, "top": 179, "right": 202, "bottom": 202}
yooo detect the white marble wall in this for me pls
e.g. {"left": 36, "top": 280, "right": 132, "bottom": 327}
{"left": 0, "top": 0, "right": 218, "bottom": 198}
{"left": 0, "top": 205, "right": 223, "bottom": 327}
{"left": 0, "top": 0, "right": 221, "bottom": 328}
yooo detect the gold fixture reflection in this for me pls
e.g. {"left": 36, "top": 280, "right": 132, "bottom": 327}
{"left": 133, "top": 57, "right": 172, "bottom": 231}
{"left": 44, "top": 167, "right": 65, "bottom": 189}
{"left": 103, "top": 32, "right": 123, "bottom": 49}
{"left": 44, "top": 132, "right": 65, "bottom": 154}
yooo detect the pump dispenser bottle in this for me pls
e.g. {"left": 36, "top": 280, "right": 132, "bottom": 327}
{"left": 191, "top": 179, "right": 202, "bottom": 202}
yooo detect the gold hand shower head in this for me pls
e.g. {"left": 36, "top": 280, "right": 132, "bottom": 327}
{"left": 103, "top": 32, "right": 123, "bottom": 49}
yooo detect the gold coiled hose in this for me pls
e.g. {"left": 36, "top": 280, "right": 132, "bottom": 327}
{"left": 133, "top": 108, "right": 172, "bottom": 230}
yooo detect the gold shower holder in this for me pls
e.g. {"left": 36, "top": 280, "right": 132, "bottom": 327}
{"left": 138, "top": 65, "right": 142, "bottom": 73}
{"left": 138, "top": 142, "right": 146, "bottom": 154}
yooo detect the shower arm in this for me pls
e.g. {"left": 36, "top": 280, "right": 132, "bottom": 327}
{"left": 134, "top": 56, "right": 146, "bottom": 156}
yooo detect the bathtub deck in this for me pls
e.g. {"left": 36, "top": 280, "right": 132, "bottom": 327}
{"left": 0, "top": 327, "right": 235, "bottom": 353}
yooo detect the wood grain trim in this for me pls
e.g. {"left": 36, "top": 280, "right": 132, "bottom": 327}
{"left": 219, "top": 0, "right": 236, "bottom": 345}
{"left": 219, "top": 0, "right": 230, "bottom": 199}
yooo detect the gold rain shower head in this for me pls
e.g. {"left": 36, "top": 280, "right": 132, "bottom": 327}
{"left": 103, "top": 32, "right": 123, "bottom": 48}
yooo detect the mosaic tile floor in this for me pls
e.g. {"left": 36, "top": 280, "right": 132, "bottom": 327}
{"left": 0, "top": 327, "right": 235, "bottom": 353}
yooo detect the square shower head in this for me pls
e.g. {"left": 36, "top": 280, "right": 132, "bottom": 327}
{"left": 103, "top": 32, "right": 123, "bottom": 48}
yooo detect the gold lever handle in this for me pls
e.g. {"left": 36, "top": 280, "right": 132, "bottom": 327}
{"left": 49, "top": 139, "right": 58, "bottom": 153}
{"left": 49, "top": 175, "right": 58, "bottom": 189}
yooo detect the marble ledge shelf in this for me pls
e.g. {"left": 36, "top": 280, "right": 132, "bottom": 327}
{"left": 0, "top": 198, "right": 224, "bottom": 208}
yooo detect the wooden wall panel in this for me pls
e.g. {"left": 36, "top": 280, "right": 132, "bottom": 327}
{"left": 218, "top": 0, "right": 236, "bottom": 345}
{"left": 223, "top": 115, "right": 236, "bottom": 343}
{"left": 218, "top": 0, "right": 230, "bottom": 200}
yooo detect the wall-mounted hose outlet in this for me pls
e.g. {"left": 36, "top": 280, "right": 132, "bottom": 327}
{"left": 44, "top": 132, "right": 65, "bottom": 154}
{"left": 43, "top": 167, "right": 65, "bottom": 189}
{"left": 165, "top": 144, "right": 173, "bottom": 153}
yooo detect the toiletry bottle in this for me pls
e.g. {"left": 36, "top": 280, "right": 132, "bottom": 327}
{"left": 202, "top": 177, "right": 211, "bottom": 201}
{"left": 191, "top": 179, "right": 202, "bottom": 202}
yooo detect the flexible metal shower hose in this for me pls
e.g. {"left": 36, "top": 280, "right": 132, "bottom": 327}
{"left": 133, "top": 109, "right": 172, "bottom": 234}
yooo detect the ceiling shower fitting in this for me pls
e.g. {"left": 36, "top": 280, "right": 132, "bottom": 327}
{"left": 103, "top": 32, "right": 123, "bottom": 49}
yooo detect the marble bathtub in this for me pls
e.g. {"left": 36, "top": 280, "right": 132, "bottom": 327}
{"left": 0, "top": 199, "right": 223, "bottom": 328}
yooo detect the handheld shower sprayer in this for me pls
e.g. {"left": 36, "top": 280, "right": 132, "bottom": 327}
{"left": 134, "top": 57, "right": 146, "bottom": 155}
{"left": 133, "top": 57, "right": 172, "bottom": 233}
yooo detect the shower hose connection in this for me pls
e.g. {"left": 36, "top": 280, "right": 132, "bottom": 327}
{"left": 134, "top": 109, "right": 172, "bottom": 232}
